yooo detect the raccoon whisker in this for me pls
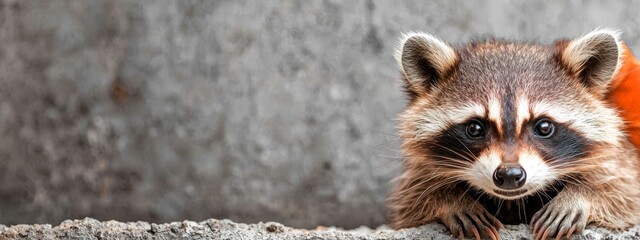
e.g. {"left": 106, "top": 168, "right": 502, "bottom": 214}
{"left": 529, "top": 150, "right": 592, "bottom": 174}
{"left": 521, "top": 198, "right": 528, "bottom": 224}
{"left": 402, "top": 152, "right": 471, "bottom": 163}
{"left": 389, "top": 181, "right": 426, "bottom": 199}
{"left": 562, "top": 179, "right": 598, "bottom": 195}
{"left": 417, "top": 165, "right": 462, "bottom": 172}
{"left": 408, "top": 175, "right": 458, "bottom": 200}
{"left": 539, "top": 192, "right": 553, "bottom": 202}
{"left": 428, "top": 157, "right": 475, "bottom": 169}
{"left": 412, "top": 160, "right": 465, "bottom": 170}
{"left": 559, "top": 175, "right": 599, "bottom": 195}
{"left": 432, "top": 160, "right": 471, "bottom": 169}
{"left": 551, "top": 157, "right": 602, "bottom": 166}
{"left": 392, "top": 153, "right": 431, "bottom": 160}
{"left": 429, "top": 151, "right": 476, "bottom": 164}
{"left": 535, "top": 191, "right": 546, "bottom": 206}
{"left": 550, "top": 156, "right": 610, "bottom": 169}
{"left": 427, "top": 155, "right": 474, "bottom": 164}
{"left": 539, "top": 151, "right": 593, "bottom": 167}
{"left": 411, "top": 178, "right": 458, "bottom": 218}
{"left": 494, "top": 199, "right": 505, "bottom": 218}
{"left": 391, "top": 169, "right": 446, "bottom": 196}
{"left": 549, "top": 181, "right": 563, "bottom": 194}
{"left": 559, "top": 175, "right": 585, "bottom": 186}
{"left": 412, "top": 178, "right": 459, "bottom": 213}
{"left": 456, "top": 183, "right": 474, "bottom": 203}
{"left": 536, "top": 188, "right": 553, "bottom": 201}
{"left": 415, "top": 154, "right": 473, "bottom": 168}
{"left": 517, "top": 199, "right": 522, "bottom": 223}
{"left": 398, "top": 172, "right": 446, "bottom": 193}
{"left": 548, "top": 152, "right": 611, "bottom": 168}
{"left": 551, "top": 150, "right": 603, "bottom": 161}
{"left": 428, "top": 142, "right": 477, "bottom": 162}
{"left": 451, "top": 135, "right": 477, "bottom": 161}
{"left": 472, "top": 190, "right": 486, "bottom": 206}
{"left": 553, "top": 151, "right": 591, "bottom": 159}
{"left": 395, "top": 152, "right": 473, "bottom": 165}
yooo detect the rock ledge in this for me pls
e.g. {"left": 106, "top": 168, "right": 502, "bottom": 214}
{"left": 1, "top": 218, "right": 640, "bottom": 239}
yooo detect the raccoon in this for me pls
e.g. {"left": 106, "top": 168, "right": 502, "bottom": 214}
{"left": 387, "top": 29, "right": 640, "bottom": 240}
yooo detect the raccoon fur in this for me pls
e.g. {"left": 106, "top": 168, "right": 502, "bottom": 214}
{"left": 387, "top": 29, "right": 640, "bottom": 240}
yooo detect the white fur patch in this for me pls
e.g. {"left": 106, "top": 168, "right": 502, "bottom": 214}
{"left": 407, "top": 102, "right": 485, "bottom": 139}
{"left": 464, "top": 148, "right": 502, "bottom": 195}
{"left": 518, "top": 149, "right": 557, "bottom": 194}
{"left": 532, "top": 101, "right": 623, "bottom": 145}
{"left": 463, "top": 148, "right": 558, "bottom": 200}
{"left": 487, "top": 97, "right": 502, "bottom": 134}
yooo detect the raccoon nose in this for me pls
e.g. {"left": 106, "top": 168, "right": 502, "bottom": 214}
{"left": 492, "top": 165, "right": 526, "bottom": 190}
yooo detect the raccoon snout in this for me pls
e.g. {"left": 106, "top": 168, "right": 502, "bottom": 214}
{"left": 492, "top": 164, "right": 526, "bottom": 190}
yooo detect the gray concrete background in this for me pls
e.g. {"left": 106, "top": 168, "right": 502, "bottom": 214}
{"left": 1, "top": 0, "right": 639, "bottom": 229}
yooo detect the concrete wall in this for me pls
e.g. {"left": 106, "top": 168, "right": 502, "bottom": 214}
{"left": 1, "top": 0, "right": 639, "bottom": 228}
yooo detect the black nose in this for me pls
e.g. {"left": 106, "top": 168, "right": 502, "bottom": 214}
{"left": 493, "top": 165, "right": 526, "bottom": 190}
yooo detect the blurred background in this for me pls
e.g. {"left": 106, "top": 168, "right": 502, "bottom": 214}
{"left": 1, "top": 0, "right": 639, "bottom": 229}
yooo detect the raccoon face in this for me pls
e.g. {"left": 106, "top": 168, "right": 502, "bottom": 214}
{"left": 396, "top": 30, "right": 624, "bottom": 200}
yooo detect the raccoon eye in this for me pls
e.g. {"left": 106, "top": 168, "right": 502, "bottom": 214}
{"left": 534, "top": 119, "right": 555, "bottom": 138}
{"left": 465, "top": 120, "right": 485, "bottom": 139}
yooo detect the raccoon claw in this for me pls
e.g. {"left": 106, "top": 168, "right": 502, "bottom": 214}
{"left": 531, "top": 200, "right": 588, "bottom": 240}
{"left": 441, "top": 207, "right": 503, "bottom": 240}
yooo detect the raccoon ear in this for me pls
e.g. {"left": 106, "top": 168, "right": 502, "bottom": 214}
{"left": 396, "top": 32, "right": 457, "bottom": 95}
{"left": 556, "top": 29, "right": 622, "bottom": 96}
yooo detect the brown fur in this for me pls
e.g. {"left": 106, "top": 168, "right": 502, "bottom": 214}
{"left": 388, "top": 30, "right": 640, "bottom": 239}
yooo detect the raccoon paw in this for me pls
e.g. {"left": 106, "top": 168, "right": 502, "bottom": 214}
{"left": 440, "top": 205, "right": 504, "bottom": 240}
{"left": 530, "top": 199, "right": 588, "bottom": 240}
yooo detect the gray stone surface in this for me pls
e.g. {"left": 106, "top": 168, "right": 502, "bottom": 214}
{"left": 1, "top": 0, "right": 640, "bottom": 229}
{"left": 2, "top": 218, "right": 640, "bottom": 240}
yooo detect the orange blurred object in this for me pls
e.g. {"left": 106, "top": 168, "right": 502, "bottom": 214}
{"left": 607, "top": 44, "right": 640, "bottom": 149}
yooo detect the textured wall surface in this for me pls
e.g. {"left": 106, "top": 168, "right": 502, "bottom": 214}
{"left": 1, "top": 0, "right": 640, "bottom": 229}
